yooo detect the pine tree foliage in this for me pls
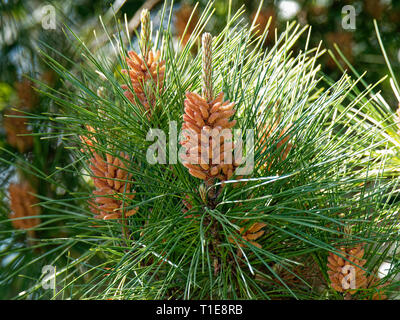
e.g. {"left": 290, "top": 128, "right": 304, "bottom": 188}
{"left": 0, "top": 1, "right": 399, "bottom": 300}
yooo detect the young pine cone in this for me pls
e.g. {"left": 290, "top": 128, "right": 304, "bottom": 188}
{"left": 228, "top": 221, "right": 266, "bottom": 250}
{"left": 181, "top": 91, "right": 237, "bottom": 182}
{"left": 3, "top": 109, "right": 34, "bottom": 153}
{"left": 88, "top": 152, "right": 138, "bottom": 220}
{"left": 9, "top": 182, "right": 40, "bottom": 234}
{"left": 121, "top": 50, "right": 165, "bottom": 117}
{"left": 327, "top": 245, "right": 368, "bottom": 294}
{"left": 367, "top": 275, "right": 388, "bottom": 300}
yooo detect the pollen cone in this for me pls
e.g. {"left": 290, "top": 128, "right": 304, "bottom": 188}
{"left": 327, "top": 245, "right": 368, "bottom": 294}
{"left": 80, "top": 127, "right": 138, "bottom": 220}
{"left": 181, "top": 91, "right": 238, "bottom": 183}
{"left": 367, "top": 275, "right": 388, "bottom": 300}
{"left": 9, "top": 182, "right": 40, "bottom": 234}
{"left": 88, "top": 152, "right": 138, "bottom": 220}
{"left": 228, "top": 221, "right": 266, "bottom": 250}
{"left": 121, "top": 50, "right": 165, "bottom": 118}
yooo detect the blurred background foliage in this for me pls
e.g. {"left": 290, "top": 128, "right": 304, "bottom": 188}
{"left": 1, "top": 0, "right": 400, "bottom": 299}
{"left": 2, "top": 0, "right": 400, "bottom": 104}
{"left": 176, "top": 0, "right": 400, "bottom": 105}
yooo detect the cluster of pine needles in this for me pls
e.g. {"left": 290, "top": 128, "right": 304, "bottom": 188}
{"left": 1, "top": 1, "right": 400, "bottom": 300}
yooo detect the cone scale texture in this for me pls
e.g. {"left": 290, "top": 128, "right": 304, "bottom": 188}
{"left": 181, "top": 33, "right": 238, "bottom": 183}
{"left": 80, "top": 128, "right": 138, "bottom": 220}
{"left": 229, "top": 221, "right": 266, "bottom": 249}
{"left": 121, "top": 50, "right": 165, "bottom": 117}
{"left": 327, "top": 245, "right": 368, "bottom": 294}
{"left": 121, "top": 9, "right": 165, "bottom": 119}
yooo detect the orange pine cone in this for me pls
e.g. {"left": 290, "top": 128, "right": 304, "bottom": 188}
{"left": 121, "top": 50, "right": 165, "bottom": 117}
{"left": 366, "top": 274, "right": 389, "bottom": 300}
{"left": 228, "top": 221, "right": 266, "bottom": 250}
{"left": 88, "top": 152, "right": 138, "bottom": 220}
{"left": 3, "top": 109, "right": 34, "bottom": 153}
{"left": 9, "top": 182, "right": 40, "bottom": 232}
{"left": 327, "top": 245, "right": 368, "bottom": 294}
{"left": 80, "top": 126, "right": 138, "bottom": 220}
{"left": 79, "top": 125, "right": 97, "bottom": 153}
{"left": 181, "top": 91, "right": 238, "bottom": 183}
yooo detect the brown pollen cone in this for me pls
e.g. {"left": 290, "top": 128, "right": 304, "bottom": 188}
{"left": 228, "top": 221, "right": 266, "bottom": 250}
{"left": 327, "top": 245, "right": 368, "bottom": 294}
{"left": 121, "top": 50, "right": 165, "bottom": 118}
{"left": 181, "top": 33, "right": 237, "bottom": 184}
{"left": 3, "top": 109, "right": 34, "bottom": 153}
{"left": 367, "top": 275, "right": 389, "bottom": 300}
{"left": 80, "top": 128, "right": 138, "bottom": 220}
{"left": 181, "top": 92, "right": 237, "bottom": 182}
{"left": 9, "top": 182, "right": 40, "bottom": 235}
{"left": 88, "top": 152, "right": 138, "bottom": 220}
